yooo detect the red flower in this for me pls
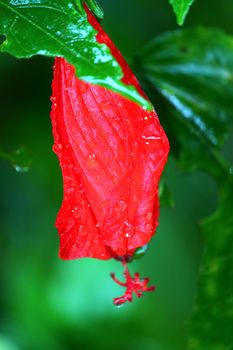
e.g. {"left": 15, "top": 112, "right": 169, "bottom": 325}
{"left": 50, "top": 6, "right": 169, "bottom": 305}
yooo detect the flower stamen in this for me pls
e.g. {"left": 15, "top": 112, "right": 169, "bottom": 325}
{"left": 111, "top": 261, "right": 155, "bottom": 306}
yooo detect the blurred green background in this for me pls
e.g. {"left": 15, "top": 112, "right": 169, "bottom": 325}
{"left": 0, "top": 1, "right": 232, "bottom": 349}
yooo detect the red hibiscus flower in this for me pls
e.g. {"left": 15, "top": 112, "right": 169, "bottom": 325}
{"left": 50, "top": 6, "right": 169, "bottom": 305}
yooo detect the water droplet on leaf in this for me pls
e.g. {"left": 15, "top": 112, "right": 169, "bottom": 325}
{"left": 0, "top": 146, "right": 31, "bottom": 173}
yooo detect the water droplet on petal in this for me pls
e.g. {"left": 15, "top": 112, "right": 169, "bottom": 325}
{"left": 146, "top": 212, "right": 153, "bottom": 220}
{"left": 124, "top": 221, "right": 135, "bottom": 238}
{"left": 142, "top": 135, "right": 160, "bottom": 141}
{"left": 86, "top": 153, "right": 97, "bottom": 168}
{"left": 67, "top": 186, "right": 74, "bottom": 194}
{"left": 71, "top": 206, "right": 82, "bottom": 219}
{"left": 142, "top": 135, "right": 161, "bottom": 152}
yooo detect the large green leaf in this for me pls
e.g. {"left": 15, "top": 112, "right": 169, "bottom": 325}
{"left": 135, "top": 27, "right": 233, "bottom": 349}
{"left": 168, "top": 0, "right": 195, "bottom": 25}
{"left": 137, "top": 27, "right": 233, "bottom": 149}
{"left": 0, "top": 0, "right": 151, "bottom": 109}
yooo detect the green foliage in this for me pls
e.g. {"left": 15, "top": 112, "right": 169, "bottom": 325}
{"left": 0, "top": 0, "right": 151, "bottom": 109}
{"left": 137, "top": 27, "right": 233, "bottom": 150}
{"left": 0, "top": 145, "right": 31, "bottom": 172}
{"left": 168, "top": 0, "right": 195, "bottom": 25}
{"left": 0, "top": 1, "right": 233, "bottom": 349}
{"left": 83, "top": 0, "right": 104, "bottom": 19}
{"left": 136, "top": 26, "right": 233, "bottom": 349}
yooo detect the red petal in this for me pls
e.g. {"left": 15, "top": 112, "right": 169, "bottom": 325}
{"left": 50, "top": 8, "right": 169, "bottom": 260}
{"left": 51, "top": 61, "right": 112, "bottom": 260}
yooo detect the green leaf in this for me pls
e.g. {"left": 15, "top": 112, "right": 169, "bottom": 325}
{"left": 137, "top": 27, "right": 233, "bottom": 150}
{"left": 169, "top": 0, "right": 195, "bottom": 25}
{"left": 136, "top": 27, "right": 233, "bottom": 349}
{"left": 132, "top": 244, "right": 148, "bottom": 261}
{"left": 0, "top": 145, "right": 31, "bottom": 172}
{"left": 83, "top": 0, "right": 104, "bottom": 20}
{"left": 0, "top": 0, "right": 151, "bottom": 110}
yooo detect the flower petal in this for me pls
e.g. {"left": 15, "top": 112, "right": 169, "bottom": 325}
{"left": 50, "top": 7, "right": 169, "bottom": 260}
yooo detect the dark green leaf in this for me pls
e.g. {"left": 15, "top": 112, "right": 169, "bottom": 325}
{"left": 132, "top": 244, "right": 148, "bottom": 261}
{"left": 0, "top": 0, "right": 151, "bottom": 109}
{"left": 83, "top": 0, "right": 104, "bottom": 20}
{"left": 135, "top": 27, "right": 233, "bottom": 349}
{"left": 169, "top": 0, "right": 195, "bottom": 25}
{"left": 0, "top": 146, "right": 31, "bottom": 172}
{"left": 137, "top": 27, "right": 233, "bottom": 149}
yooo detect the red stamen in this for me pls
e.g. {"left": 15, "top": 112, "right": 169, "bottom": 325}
{"left": 111, "top": 261, "right": 155, "bottom": 306}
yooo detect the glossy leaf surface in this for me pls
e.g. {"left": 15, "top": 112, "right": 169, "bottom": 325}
{"left": 0, "top": 0, "right": 150, "bottom": 108}
{"left": 169, "top": 0, "right": 195, "bottom": 25}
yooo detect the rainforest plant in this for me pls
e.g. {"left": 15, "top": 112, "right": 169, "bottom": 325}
{"left": 0, "top": 0, "right": 233, "bottom": 349}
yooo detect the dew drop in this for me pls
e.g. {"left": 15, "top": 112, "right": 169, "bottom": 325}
{"left": 88, "top": 153, "right": 96, "bottom": 161}
{"left": 124, "top": 220, "right": 135, "bottom": 238}
{"left": 14, "top": 164, "right": 29, "bottom": 173}
{"left": 142, "top": 135, "right": 160, "bottom": 141}
{"left": 115, "top": 303, "right": 125, "bottom": 309}
{"left": 87, "top": 153, "right": 97, "bottom": 168}
{"left": 229, "top": 166, "right": 233, "bottom": 175}
{"left": 71, "top": 206, "right": 82, "bottom": 219}
{"left": 146, "top": 212, "right": 153, "bottom": 220}
{"left": 142, "top": 135, "right": 161, "bottom": 152}
{"left": 79, "top": 225, "right": 84, "bottom": 232}
{"left": 67, "top": 186, "right": 74, "bottom": 194}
